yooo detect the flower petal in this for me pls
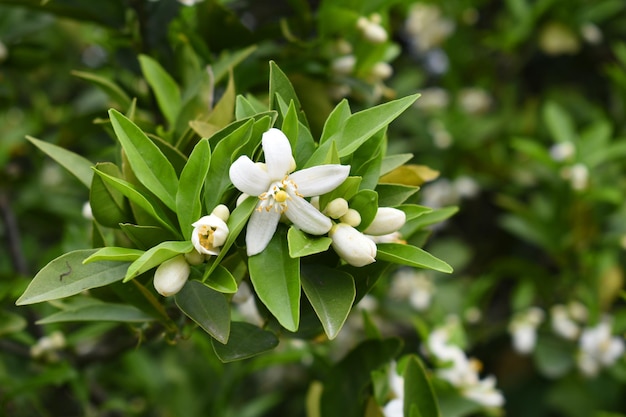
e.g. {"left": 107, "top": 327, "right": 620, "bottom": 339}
{"left": 289, "top": 164, "right": 350, "bottom": 196}
{"left": 284, "top": 191, "right": 332, "bottom": 235}
{"left": 246, "top": 206, "right": 281, "bottom": 256}
{"left": 229, "top": 156, "right": 271, "bottom": 196}
{"left": 262, "top": 128, "right": 294, "bottom": 180}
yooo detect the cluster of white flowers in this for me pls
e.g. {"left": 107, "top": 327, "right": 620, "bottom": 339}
{"left": 508, "top": 307, "right": 545, "bottom": 354}
{"left": 560, "top": 163, "right": 589, "bottom": 191}
{"left": 420, "top": 176, "right": 479, "bottom": 209}
{"left": 550, "top": 301, "right": 588, "bottom": 340}
{"left": 153, "top": 205, "right": 230, "bottom": 297}
{"left": 381, "top": 362, "right": 405, "bottom": 417}
{"left": 229, "top": 128, "right": 406, "bottom": 267}
{"left": 389, "top": 268, "right": 435, "bottom": 311}
{"left": 426, "top": 322, "right": 505, "bottom": 408}
{"left": 356, "top": 14, "right": 388, "bottom": 44}
{"left": 404, "top": 3, "right": 454, "bottom": 53}
{"left": 31, "top": 331, "right": 66, "bottom": 361}
{"left": 577, "top": 319, "right": 625, "bottom": 377}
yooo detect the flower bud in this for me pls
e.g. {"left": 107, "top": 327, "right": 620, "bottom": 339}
{"left": 211, "top": 204, "right": 230, "bottom": 222}
{"left": 340, "top": 208, "right": 361, "bottom": 227}
{"left": 323, "top": 198, "right": 349, "bottom": 219}
{"left": 153, "top": 255, "right": 190, "bottom": 297}
{"left": 330, "top": 223, "right": 376, "bottom": 267}
{"left": 191, "top": 214, "right": 230, "bottom": 255}
{"left": 363, "top": 207, "right": 406, "bottom": 236}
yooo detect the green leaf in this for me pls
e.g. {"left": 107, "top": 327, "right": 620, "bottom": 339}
{"left": 0, "top": 311, "right": 27, "bottom": 336}
{"left": 177, "top": 138, "right": 211, "bottom": 239}
{"left": 301, "top": 265, "right": 355, "bottom": 339}
{"left": 83, "top": 247, "right": 144, "bottom": 264}
{"left": 203, "top": 264, "right": 238, "bottom": 294}
{"left": 92, "top": 167, "right": 179, "bottom": 235}
{"left": 249, "top": 227, "right": 301, "bottom": 332}
{"left": 16, "top": 250, "right": 130, "bottom": 305}
{"left": 37, "top": 302, "right": 155, "bottom": 324}
{"left": 269, "top": 60, "right": 308, "bottom": 127}
{"left": 287, "top": 227, "right": 332, "bottom": 258}
{"left": 26, "top": 136, "right": 93, "bottom": 188}
{"left": 319, "top": 176, "right": 362, "bottom": 211}
{"left": 380, "top": 153, "right": 414, "bottom": 176}
{"left": 119, "top": 224, "right": 177, "bottom": 250}
{"left": 543, "top": 101, "right": 577, "bottom": 143}
{"left": 320, "top": 99, "right": 351, "bottom": 143}
{"left": 206, "top": 70, "right": 236, "bottom": 129}
{"left": 403, "top": 355, "right": 441, "bottom": 417}
{"left": 138, "top": 54, "right": 181, "bottom": 127}
{"left": 124, "top": 241, "right": 193, "bottom": 282}
{"left": 89, "top": 162, "right": 131, "bottom": 228}
{"left": 71, "top": 70, "right": 132, "bottom": 109}
{"left": 376, "top": 243, "right": 453, "bottom": 273}
{"left": 176, "top": 280, "right": 230, "bottom": 344}
{"left": 108, "top": 109, "right": 179, "bottom": 211}
{"left": 281, "top": 99, "right": 300, "bottom": 153}
{"left": 330, "top": 94, "right": 420, "bottom": 157}
{"left": 376, "top": 183, "right": 419, "bottom": 207}
{"left": 211, "top": 45, "right": 258, "bottom": 84}
{"left": 397, "top": 204, "right": 432, "bottom": 221}
{"left": 212, "top": 322, "right": 279, "bottom": 362}
{"left": 349, "top": 189, "right": 379, "bottom": 231}
{"left": 406, "top": 206, "right": 458, "bottom": 230}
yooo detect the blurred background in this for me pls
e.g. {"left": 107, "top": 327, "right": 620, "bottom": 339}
{"left": 1, "top": 0, "right": 626, "bottom": 416}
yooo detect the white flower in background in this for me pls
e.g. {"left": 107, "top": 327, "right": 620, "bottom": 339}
{"left": 454, "top": 176, "right": 480, "bottom": 199}
{"left": 428, "top": 120, "right": 453, "bottom": 149}
{"left": 153, "top": 255, "right": 190, "bottom": 297}
{"left": 421, "top": 178, "right": 457, "bottom": 208}
{"left": 549, "top": 142, "right": 576, "bottom": 162}
{"left": 331, "top": 55, "right": 356, "bottom": 76}
{"left": 508, "top": 307, "right": 545, "bottom": 354}
{"left": 229, "top": 128, "right": 350, "bottom": 256}
{"left": 357, "top": 14, "right": 388, "bottom": 44}
{"left": 560, "top": 163, "right": 589, "bottom": 190}
{"left": 577, "top": 320, "right": 625, "bottom": 377}
{"left": 389, "top": 268, "right": 435, "bottom": 311}
{"left": 369, "top": 62, "right": 394, "bottom": 81}
{"left": 191, "top": 205, "right": 230, "bottom": 256}
{"left": 580, "top": 23, "right": 602, "bottom": 45}
{"left": 232, "top": 281, "right": 264, "bottom": 326}
{"left": 382, "top": 362, "right": 405, "bottom": 417}
{"left": 550, "top": 303, "right": 586, "bottom": 340}
{"left": 330, "top": 223, "right": 377, "bottom": 267}
{"left": 539, "top": 22, "right": 580, "bottom": 55}
{"left": 82, "top": 201, "right": 93, "bottom": 220}
{"left": 427, "top": 323, "right": 505, "bottom": 408}
{"left": 405, "top": 3, "right": 454, "bottom": 52}
{"left": 178, "top": 0, "right": 202, "bottom": 6}
{"left": 458, "top": 88, "right": 492, "bottom": 115}
{"left": 414, "top": 87, "right": 450, "bottom": 112}
{"left": 31, "top": 331, "right": 66, "bottom": 359}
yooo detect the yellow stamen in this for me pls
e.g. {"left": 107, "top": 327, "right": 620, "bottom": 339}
{"left": 275, "top": 190, "right": 288, "bottom": 203}
{"left": 198, "top": 225, "right": 217, "bottom": 249}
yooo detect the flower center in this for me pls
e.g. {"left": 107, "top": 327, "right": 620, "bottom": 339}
{"left": 198, "top": 225, "right": 217, "bottom": 250}
{"left": 258, "top": 177, "right": 300, "bottom": 213}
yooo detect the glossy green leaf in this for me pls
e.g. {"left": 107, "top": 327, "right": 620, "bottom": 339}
{"left": 177, "top": 138, "right": 211, "bottom": 239}
{"left": 349, "top": 189, "right": 379, "bottom": 231}
{"left": 319, "top": 176, "right": 362, "bottom": 211}
{"left": 119, "top": 224, "right": 177, "bottom": 250}
{"left": 207, "top": 71, "right": 236, "bottom": 130}
{"left": 124, "top": 241, "right": 193, "bottom": 282}
{"left": 108, "top": 109, "right": 179, "bottom": 211}
{"left": 37, "top": 302, "right": 154, "bottom": 324}
{"left": 329, "top": 94, "right": 420, "bottom": 157}
{"left": 281, "top": 99, "right": 299, "bottom": 152}
{"left": 380, "top": 153, "right": 414, "bottom": 176}
{"left": 376, "top": 243, "right": 453, "bottom": 273}
{"left": 83, "top": 247, "right": 144, "bottom": 264}
{"left": 287, "top": 227, "right": 332, "bottom": 258}
{"left": 138, "top": 54, "right": 181, "bottom": 127}
{"left": 376, "top": 183, "right": 419, "bottom": 207}
{"left": 403, "top": 355, "right": 441, "bottom": 417}
{"left": 212, "top": 322, "right": 279, "bottom": 362}
{"left": 16, "top": 250, "right": 130, "bottom": 305}
{"left": 26, "top": 136, "right": 93, "bottom": 188}
{"left": 269, "top": 60, "right": 307, "bottom": 127}
{"left": 176, "top": 280, "right": 230, "bottom": 344}
{"left": 71, "top": 70, "right": 132, "bottom": 109}
{"left": 211, "top": 45, "right": 258, "bottom": 84}
{"left": 320, "top": 99, "right": 351, "bottom": 144}
{"left": 92, "top": 167, "right": 179, "bottom": 235}
{"left": 406, "top": 206, "right": 458, "bottom": 230}
{"left": 89, "top": 162, "right": 131, "bottom": 228}
{"left": 203, "top": 264, "right": 238, "bottom": 294}
{"left": 396, "top": 204, "right": 432, "bottom": 221}
{"left": 249, "top": 228, "right": 301, "bottom": 332}
{"left": 301, "top": 265, "right": 355, "bottom": 339}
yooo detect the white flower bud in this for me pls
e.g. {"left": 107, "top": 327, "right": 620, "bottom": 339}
{"left": 323, "top": 198, "right": 349, "bottom": 219}
{"left": 191, "top": 214, "right": 229, "bottom": 256}
{"left": 330, "top": 223, "right": 376, "bottom": 267}
{"left": 370, "top": 62, "right": 393, "bottom": 80}
{"left": 184, "top": 250, "right": 205, "bottom": 266}
{"left": 153, "top": 255, "right": 190, "bottom": 297}
{"left": 340, "top": 208, "right": 361, "bottom": 227}
{"left": 331, "top": 55, "right": 356, "bottom": 75}
{"left": 363, "top": 207, "right": 406, "bottom": 236}
{"left": 211, "top": 204, "right": 230, "bottom": 222}
{"left": 310, "top": 196, "right": 320, "bottom": 210}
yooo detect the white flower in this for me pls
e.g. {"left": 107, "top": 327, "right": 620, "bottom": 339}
{"left": 178, "top": 0, "right": 202, "bottom": 6}
{"left": 458, "top": 88, "right": 492, "bottom": 115}
{"left": 191, "top": 213, "right": 229, "bottom": 256}
{"left": 550, "top": 304, "right": 582, "bottom": 340}
{"left": 580, "top": 23, "right": 602, "bottom": 45}
{"left": 31, "top": 331, "right": 66, "bottom": 359}
{"left": 153, "top": 255, "right": 190, "bottom": 297}
{"left": 331, "top": 55, "right": 356, "bottom": 75}
{"left": 539, "top": 22, "right": 580, "bottom": 55}
{"left": 415, "top": 87, "right": 450, "bottom": 112}
{"left": 549, "top": 142, "right": 576, "bottom": 161}
{"left": 577, "top": 320, "right": 625, "bottom": 377}
{"left": 463, "top": 375, "right": 505, "bottom": 408}
{"left": 405, "top": 4, "right": 454, "bottom": 52}
{"left": 389, "top": 269, "right": 434, "bottom": 311}
{"left": 229, "top": 128, "right": 350, "bottom": 256}
{"left": 382, "top": 362, "right": 405, "bottom": 417}
{"left": 330, "top": 223, "right": 377, "bottom": 267}
{"left": 363, "top": 207, "right": 406, "bottom": 236}
{"left": 508, "top": 307, "right": 544, "bottom": 354}
{"left": 357, "top": 16, "right": 388, "bottom": 43}
{"left": 382, "top": 398, "right": 403, "bottom": 417}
